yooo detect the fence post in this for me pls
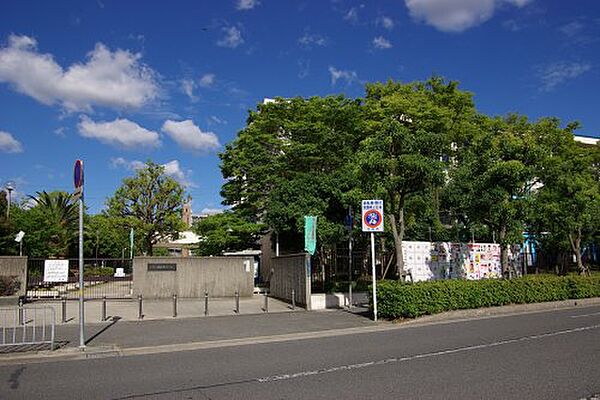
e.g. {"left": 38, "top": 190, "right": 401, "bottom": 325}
{"left": 172, "top": 294, "right": 177, "bottom": 318}
{"left": 61, "top": 296, "right": 67, "bottom": 323}
{"left": 101, "top": 296, "right": 107, "bottom": 322}
{"left": 263, "top": 292, "right": 268, "bottom": 313}
{"left": 291, "top": 289, "right": 296, "bottom": 310}
{"left": 204, "top": 291, "right": 209, "bottom": 316}
{"left": 137, "top": 294, "right": 143, "bottom": 320}
{"left": 18, "top": 297, "right": 24, "bottom": 325}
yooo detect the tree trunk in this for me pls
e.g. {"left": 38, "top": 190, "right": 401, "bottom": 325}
{"left": 568, "top": 228, "right": 588, "bottom": 276}
{"left": 389, "top": 195, "right": 406, "bottom": 281}
{"left": 499, "top": 225, "right": 509, "bottom": 278}
{"left": 146, "top": 235, "right": 154, "bottom": 256}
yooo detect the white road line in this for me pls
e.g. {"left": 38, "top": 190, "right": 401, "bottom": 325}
{"left": 571, "top": 312, "right": 600, "bottom": 318}
{"left": 257, "top": 323, "right": 600, "bottom": 383}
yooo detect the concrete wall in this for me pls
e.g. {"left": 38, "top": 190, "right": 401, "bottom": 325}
{"left": 270, "top": 253, "right": 312, "bottom": 310}
{"left": 0, "top": 256, "right": 27, "bottom": 297}
{"left": 133, "top": 257, "right": 254, "bottom": 298}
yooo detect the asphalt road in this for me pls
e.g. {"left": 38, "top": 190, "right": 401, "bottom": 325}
{"left": 1, "top": 305, "right": 599, "bottom": 399}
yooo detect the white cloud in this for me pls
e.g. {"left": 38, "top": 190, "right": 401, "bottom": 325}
{"left": 78, "top": 116, "right": 161, "bottom": 149}
{"left": 109, "top": 157, "right": 146, "bottom": 170}
{"left": 298, "top": 58, "right": 310, "bottom": 79}
{"left": 162, "top": 119, "right": 220, "bottom": 152}
{"left": 559, "top": 21, "right": 584, "bottom": 37}
{"left": 217, "top": 26, "right": 244, "bottom": 48}
{"left": 181, "top": 79, "right": 198, "bottom": 102}
{"left": 208, "top": 115, "right": 227, "bottom": 125}
{"left": 162, "top": 160, "right": 196, "bottom": 188}
{"left": 236, "top": 0, "right": 260, "bottom": 10}
{"left": 0, "top": 130, "right": 23, "bottom": 153}
{"left": 404, "top": 0, "right": 533, "bottom": 32}
{"left": 199, "top": 73, "right": 216, "bottom": 88}
{"left": 537, "top": 62, "right": 592, "bottom": 92}
{"left": 298, "top": 33, "right": 328, "bottom": 48}
{"left": 373, "top": 36, "right": 392, "bottom": 49}
{"left": 377, "top": 16, "right": 395, "bottom": 30}
{"left": 201, "top": 208, "right": 225, "bottom": 215}
{"left": 344, "top": 7, "right": 359, "bottom": 23}
{"left": 110, "top": 157, "right": 195, "bottom": 187}
{"left": 0, "top": 34, "right": 158, "bottom": 111}
{"left": 328, "top": 66, "right": 359, "bottom": 86}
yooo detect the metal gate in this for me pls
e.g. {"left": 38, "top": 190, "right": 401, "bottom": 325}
{"left": 0, "top": 306, "right": 55, "bottom": 352}
{"left": 26, "top": 258, "right": 133, "bottom": 300}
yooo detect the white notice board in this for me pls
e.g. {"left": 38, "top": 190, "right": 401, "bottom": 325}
{"left": 44, "top": 259, "right": 69, "bottom": 282}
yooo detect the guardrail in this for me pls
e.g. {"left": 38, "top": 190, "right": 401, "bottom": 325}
{"left": 0, "top": 306, "right": 56, "bottom": 352}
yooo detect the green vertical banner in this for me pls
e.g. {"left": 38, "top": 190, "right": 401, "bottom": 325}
{"left": 304, "top": 216, "right": 317, "bottom": 255}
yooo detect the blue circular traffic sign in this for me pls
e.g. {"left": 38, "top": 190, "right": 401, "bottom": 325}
{"left": 74, "top": 160, "right": 84, "bottom": 189}
{"left": 364, "top": 209, "right": 382, "bottom": 229}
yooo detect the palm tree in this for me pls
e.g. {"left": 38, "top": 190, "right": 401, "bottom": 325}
{"left": 29, "top": 191, "right": 78, "bottom": 257}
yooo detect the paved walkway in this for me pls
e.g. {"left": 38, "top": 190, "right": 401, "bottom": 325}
{"left": 2, "top": 296, "right": 374, "bottom": 359}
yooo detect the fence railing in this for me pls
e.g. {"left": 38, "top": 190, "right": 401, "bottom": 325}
{"left": 26, "top": 258, "right": 133, "bottom": 300}
{"left": 0, "top": 306, "right": 55, "bottom": 352}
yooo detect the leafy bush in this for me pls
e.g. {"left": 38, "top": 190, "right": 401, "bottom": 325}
{"left": 0, "top": 276, "right": 21, "bottom": 296}
{"left": 375, "top": 274, "right": 600, "bottom": 319}
{"left": 83, "top": 266, "right": 114, "bottom": 277}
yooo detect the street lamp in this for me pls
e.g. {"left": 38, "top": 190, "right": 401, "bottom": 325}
{"left": 5, "top": 181, "right": 14, "bottom": 220}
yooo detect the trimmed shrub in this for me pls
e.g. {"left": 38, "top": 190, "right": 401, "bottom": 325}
{"left": 0, "top": 276, "right": 21, "bottom": 296}
{"left": 375, "top": 274, "right": 600, "bottom": 319}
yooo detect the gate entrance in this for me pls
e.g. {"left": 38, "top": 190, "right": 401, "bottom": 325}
{"left": 26, "top": 258, "right": 133, "bottom": 301}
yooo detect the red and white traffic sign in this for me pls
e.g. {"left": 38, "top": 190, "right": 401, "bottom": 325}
{"left": 361, "top": 200, "right": 384, "bottom": 232}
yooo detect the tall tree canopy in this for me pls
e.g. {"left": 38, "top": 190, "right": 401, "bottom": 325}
{"left": 106, "top": 161, "right": 187, "bottom": 256}
{"left": 193, "top": 211, "right": 267, "bottom": 256}
{"left": 530, "top": 122, "right": 600, "bottom": 274}
{"left": 220, "top": 96, "right": 364, "bottom": 249}
{"left": 357, "top": 77, "right": 476, "bottom": 279}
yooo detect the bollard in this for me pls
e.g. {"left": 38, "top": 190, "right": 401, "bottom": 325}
{"left": 235, "top": 291, "right": 240, "bottom": 314}
{"left": 138, "top": 294, "right": 143, "bottom": 320}
{"left": 172, "top": 294, "right": 178, "bottom": 318}
{"left": 101, "top": 296, "right": 107, "bottom": 322}
{"left": 263, "top": 292, "right": 269, "bottom": 313}
{"left": 18, "top": 297, "right": 24, "bottom": 325}
{"left": 291, "top": 289, "right": 296, "bottom": 310}
{"left": 204, "top": 291, "right": 209, "bottom": 316}
{"left": 62, "top": 296, "right": 67, "bottom": 323}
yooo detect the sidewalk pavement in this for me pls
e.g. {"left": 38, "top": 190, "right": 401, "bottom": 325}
{"left": 1, "top": 296, "right": 375, "bottom": 362}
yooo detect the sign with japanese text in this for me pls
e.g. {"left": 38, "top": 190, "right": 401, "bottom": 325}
{"left": 361, "top": 200, "right": 384, "bottom": 232}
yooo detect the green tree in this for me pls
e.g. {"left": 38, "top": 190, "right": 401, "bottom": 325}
{"left": 445, "top": 115, "right": 558, "bottom": 274}
{"left": 193, "top": 211, "right": 266, "bottom": 256}
{"left": 220, "top": 96, "right": 364, "bottom": 251}
{"left": 106, "top": 161, "right": 187, "bottom": 256}
{"left": 85, "top": 214, "right": 131, "bottom": 258}
{"left": 27, "top": 191, "right": 78, "bottom": 257}
{"left": 357, "top": 77, "right": 476, "bottom": 279}
{"left": 532, "top": 128, "right": 600, "bottom": 274}
{"left": 0, "top": 190, "right": 16, "bottom": 255}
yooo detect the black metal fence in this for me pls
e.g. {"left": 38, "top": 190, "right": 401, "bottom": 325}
{"left": 26, "top": 259, "right": 133, "bottom": 300}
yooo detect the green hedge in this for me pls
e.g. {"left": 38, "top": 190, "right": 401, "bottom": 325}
{"left": 375, "top": 274, "right": 600, "bottom": 319}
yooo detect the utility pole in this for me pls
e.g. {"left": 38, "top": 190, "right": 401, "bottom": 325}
{"left": 5, "top": 181, "right": 14, "bottom": 220}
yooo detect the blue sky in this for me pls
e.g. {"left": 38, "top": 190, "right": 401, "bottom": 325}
{"left": 1, "top": 0, "right": 599, "bottom": 215}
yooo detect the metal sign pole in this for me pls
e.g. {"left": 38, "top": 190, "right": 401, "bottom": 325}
{"left": 74, "top": 159, "right": 85, "bottom": 349}
{"left": 78, "top": 195, "right": 85, "bottom": 348}
{"left": 371, "top": 232, "right": 377, "bottom": 322}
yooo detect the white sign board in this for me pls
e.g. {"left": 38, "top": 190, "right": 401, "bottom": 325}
{"left": 114, "top": 268, "right": 125, "bottom": 278}
{"left": 362, "top": 200, "right": 384, "bottom": 232}
{"left": 44, "top": 259, "right": 69, "bottom": 282}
